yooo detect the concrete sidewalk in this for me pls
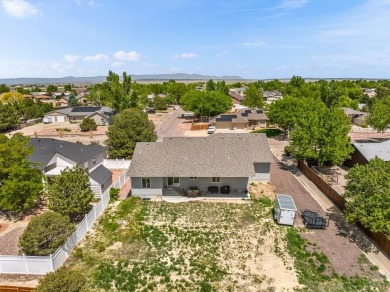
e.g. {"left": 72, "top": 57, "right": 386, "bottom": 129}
{"left": 272, "top": 150, "right": 390, "bottom": 280}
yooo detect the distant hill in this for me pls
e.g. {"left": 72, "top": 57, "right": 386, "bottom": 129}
{"left": 0, "top": 73, "right": 242, "bottom": 85}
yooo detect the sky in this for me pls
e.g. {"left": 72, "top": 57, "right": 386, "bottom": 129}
{"left": 0, "top": 0, "right": 390, "bottom": 79}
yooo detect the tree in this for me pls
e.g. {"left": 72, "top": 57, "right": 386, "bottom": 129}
{"left": 48, "top": 166, "right": 93, "bottom": 222}
{"left": 129, "top": 90, "right": 139, "bottom": 108}
{"left": 343, "top": 158, "right": 390, "bottom": 237}
{"left": 106, "top": 71, "right": 129, "bottom": 112}
{"left": 106, "top": 108, "right": 157, "bottom": 158}
{"left": 68, "top": 93, "right": 78, "bottom": 107}
{"left": 64, "top": 84, "right": 72, "bottom": 92}
{"left": 206, "top": 79, "right": 215, "bottom": 91}
{"left": 366, "top": 96, "right": 390, "bottom": 132}
{"left": 243, "top": 84, "right": 264, "bottom": 109}
{"left": 0, "top": 83, "right": 10, "bottom": 94}
{"left": 180, "top": 90, "right": 232, "bottom": 118}
{"left": 79, "top": 117, "right": 97, "bottom": 132}
{"left": 215, "top": 80, "right": 229, "bottom": 95}
{"left": 36, "top": 267, "right": 86, "bottom": 292}
{"left": 154, "top": 95, "right": 168, "bottom": 110}
{"left": 0, "top": 134, "right": 43, "bottom": 212}
{"left": 46, "top": 85, "right": 58, "bottom": 94}
{"left": 0, "top": 91, "right": 24, "bottom": 103}
{"left": 0, "top": 103, "right": 19, "bottom": 131}
{"left": 19, "top": 212, "right": 75, "bottom": 256}
{"left": 288, "top": 107, "right": 352, "bottom": 165}
{"left": 267, "top": 96, "right": 326, "bottom": 132}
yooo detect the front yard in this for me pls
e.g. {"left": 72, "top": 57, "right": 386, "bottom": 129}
{"left": 66, "top": 197, "right": 388, "bottom": 291}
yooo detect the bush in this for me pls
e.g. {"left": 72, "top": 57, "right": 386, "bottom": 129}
{"left": 109, "top": 188, "right": 120, "bottom": 203}
{"left": 80, "top": 117, "right": 97, "bottom": 132}
{"left": 35, "top": 267, "right": 86, "bottom": 292}
{"left": 19, "top": 212, "right": 75, "bottom": 256}
{"left": 56, "top": 127, "right": 71, "bottom": 132}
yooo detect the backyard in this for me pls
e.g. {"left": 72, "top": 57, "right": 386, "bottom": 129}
{"left": 65, "top": 196, "right": 388, "bottom": 291}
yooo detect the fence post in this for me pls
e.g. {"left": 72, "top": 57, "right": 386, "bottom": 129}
{"left": 23, "top": 253, "right": 28, "bottom": 274}
{"left": 94, "top": 204, "right": 97, "bottom": 220}
{"left": 50, "top": 254, "right": 55, "bottom": 272}
{"left": 85, "top": 214, "right": 89, "bottom": 229}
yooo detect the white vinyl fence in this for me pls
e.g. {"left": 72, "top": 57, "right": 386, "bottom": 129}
{"left": 103, "top": 159, "right": 131, "bottom": 170}
{"left": 0, "top": 170, "right": 129, "bottom": 275}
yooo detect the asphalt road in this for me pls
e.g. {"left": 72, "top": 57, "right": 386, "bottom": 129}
{"left": 156, "top": 107, "right": 185, "bottom": 141}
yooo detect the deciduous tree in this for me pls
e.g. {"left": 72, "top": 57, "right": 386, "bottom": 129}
{"left": 343, "top": 158, "right": 390, "bottom": 237}
{"left": 366, "top": 96, "right": 390, "bottom": 132}
{"left": 0, "top": 83, "right": 10, "bottom": 94}
{"left": 243, "top": 84, "right": 264, "bottom": 109}
{"left": 19, "top": 212, "right": 75, "bottom": 256}
{"left": 48, "top": 166, "right": 93, "bottom": 222}
{"left": 0, "top": 103, "right": 19, "bottom": 131}
{"left": 0, "top": 134, "right": 43, "bottom": 212}
{"left": 106, "top": 108, "right": 157, "bottom": 158}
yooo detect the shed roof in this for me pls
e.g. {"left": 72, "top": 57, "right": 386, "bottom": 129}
{"left": 276, "top": 194, "right": 297, "bottom": 211}
{"left": 129, "top": 133, "right": 273, "bottom": 178}
{"left": 90, "top": 165, "right": 112, "bottom": 185}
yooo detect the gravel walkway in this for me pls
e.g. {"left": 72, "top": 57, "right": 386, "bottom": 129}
{"left": 270, "top": 156, "right": 381, "bottom": 278}
{"left": 0, "top": 227, "right": 25, "bottom": 255}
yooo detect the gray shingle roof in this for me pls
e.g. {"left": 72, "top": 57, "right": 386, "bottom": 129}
{"left": 129, "top": 133, "right": 272, "bottom": 177}
{"left": 90, "top": 165, "right": 112, "bottom": 185}
{"left": 353, "top": 140, "right": 390, "bottom": 161}
{"left": 29, "top": 138, "right": 106, "bottom": 169}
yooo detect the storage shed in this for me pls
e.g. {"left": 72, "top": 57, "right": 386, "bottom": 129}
{"left": 274, "top": 194, "right": 297, "bottom": 226}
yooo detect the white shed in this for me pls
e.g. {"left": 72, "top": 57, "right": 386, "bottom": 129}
{"left": 274, "top": 194, "right": 297, "bottom": 226}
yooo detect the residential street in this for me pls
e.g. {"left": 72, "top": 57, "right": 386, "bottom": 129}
{"left": 155, "top": 106, "right": 185, "bottom": 141}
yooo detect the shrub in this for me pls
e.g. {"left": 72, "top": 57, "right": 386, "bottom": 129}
{"left": 80, "top": 117, "right": 97, "bottom": 132}
{"left": 35, "top": 267, "right": 86, "bottom": 292}
{"left": 109, "top": 188, "right": 120, "bottom": 202}
{"left": 19, "top": 212, "right": 75, "bottom": 256}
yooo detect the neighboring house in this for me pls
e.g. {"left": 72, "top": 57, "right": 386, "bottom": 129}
{"left": 29, "top": 138, "right": 113, "bottom": 197}
{"left": 57, "top": 98, "right": 69, "bottom": 107}
{"left": 345, "top": 140, "right": 390, "bottom": 167}
{"left": 229, "top": 91, "right": 245, "bottom": 104}
{"left": 341, "top": 107, "right": 367, "bottom": 126}
{"left": 361, "top": 88, "right": 376, "bottom": 98}
{"left": 264, "top": 90, "right": 283, "bottom": 104}
{"left": 210, "top": 110, "right": 269, "bottom": 129}
{"left": 129, "top": 133, "right": 273, "bottom": 199}
{"left": 43, "top": 106, "right": 114, "bottom": 125}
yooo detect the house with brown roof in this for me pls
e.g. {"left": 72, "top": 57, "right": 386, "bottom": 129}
{"left": 209, "top": 110, "right": 269, "bottom": 129}
{"left": 128, "top": 133, "right": 273, "bottom": 199}
{"left": 342, "top": 107, "right": 367, "bottom": 126}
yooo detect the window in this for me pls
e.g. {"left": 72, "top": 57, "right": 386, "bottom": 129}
{"left": 189, "top": 177, "right": 198, "bottom": 180}
{"left": 93, "top": 158, "right": 96, "bottom": 165}
{"left": 211, "top": 177, "right": 221, "bottom": 183}
{"left": 167, "top": 177, "right": 180, "bottom": 186}
{"left": 142, "top": 178, "right": 151, "bottom": 188}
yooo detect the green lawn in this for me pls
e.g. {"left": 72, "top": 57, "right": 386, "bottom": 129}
{"left": 65, "top": 197, "right": 389, "bottom": 291}
{"left": 251, "top": 128, "right": 283, "bottom": 137}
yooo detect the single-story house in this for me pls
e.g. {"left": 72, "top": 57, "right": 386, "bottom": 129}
{"left": 29, "top": 138, "right": 113, "bottom": 197}
{"left": 129, "top": 133, "right": 273, "bottom": 199}
{"left": 229, "top": 92, "right": 245, "bottom": 104}
{"left": 210, "top": 110, "right": 269, "bottom": 129}
{"left": 43, "top": 106, "right": 114, "bottom": 125}
{"left": 342, "top": 107, "right": 367, "bottom": 126}
{"left": 345, "top": 140, "right": 390, "bottom": 167}
{"left": 264, "top": 90, "right": 283, "bottom": 104}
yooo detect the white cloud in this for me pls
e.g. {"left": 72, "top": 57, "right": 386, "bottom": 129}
{"left": 113, "top": 50, "right": 141, "bottom": 61}
{"left": 216, "top": 50, "right": 229, "bottom": 57}
{"left": 174, "top": 52, "right": 198, "bottom": 59}
{"left": 1, "top": 0, "right": 41, "bottom": 18}
{"left": 64, "top": 54, "right": 81, "bottom": 63}
{"left": 83, "top": 53, "right": 109, "bottom": 62}
{"left": 112, "top": 61, "right": 124, "bottom": 67}
{"left": 277, "top": 0, "right": 309, "bottom": 9}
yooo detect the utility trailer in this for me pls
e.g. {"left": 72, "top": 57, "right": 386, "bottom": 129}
{"left": 274, "top": 194, "right": 297, "bottom": 226}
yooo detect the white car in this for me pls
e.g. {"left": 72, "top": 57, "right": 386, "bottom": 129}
{"left": 207, "top": 126, "right": 216, "bottom": 134}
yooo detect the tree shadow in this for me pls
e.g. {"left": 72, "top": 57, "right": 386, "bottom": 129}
{"left": 0, "top": 198, "right": 45, "bottom": 222}
{"left": 326, "top": 205, "right": 379, "bottom": 254}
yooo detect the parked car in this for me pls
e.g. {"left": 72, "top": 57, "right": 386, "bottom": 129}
{"left": 207, "top": 126, "right": 216, "bottom": 134}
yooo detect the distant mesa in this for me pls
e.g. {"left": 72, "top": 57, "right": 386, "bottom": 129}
{"left": 0, "top": 73, "right": 242, "bottom": 85}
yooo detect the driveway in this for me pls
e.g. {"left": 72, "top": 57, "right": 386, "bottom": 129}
{"left": 270, "top": 155, "right": 386, "bottom": 279}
